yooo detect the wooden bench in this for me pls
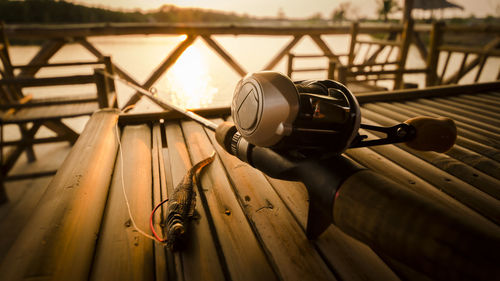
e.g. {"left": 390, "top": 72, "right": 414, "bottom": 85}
{"left": 0, "top": 23, "right": 117, "bottom": 192}
{"left": 0, "top": 67, "right": 116, "bottom": 202}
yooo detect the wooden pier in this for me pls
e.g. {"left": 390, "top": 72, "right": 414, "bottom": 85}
{"left": 1, "top": 21, "right": 500, "bottom": 281}
{"left": 1, "top": 81, "right": 499, "bottom": 281}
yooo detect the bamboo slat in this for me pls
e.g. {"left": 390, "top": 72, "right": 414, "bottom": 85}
{"left": 182, "top": 120, "right": 279, "bottom": 281}
{"left": 461, "top": 94, "right": 500, "bottom": 107}
{"left": 377, "top": 102, "right": 500, "bottom": 161}
{"left": 357, "top": 115, "right": 500, "bottom": 224}
{"left": 265, "top": 174, "right": 400, "bottom": 281}
{"left": 0, "top": 109, "right": 119, "bottom": 281}
{"left": 163, "top": 122, "right": 226, "bottom": 281}
{"left": 90, "top": 124, "right": 154, "bottom": 281}
{"left": 435, "top": 97, "right": 500, "bottom": 120}
{"left": 406, "top": 100, "right": 500, "bottom": 135}
{"left": 418, "top": 98, "right": 500, "bottom": 127}
{"left": 1, "top": 102, "right": 99, "bottom": 123}
{"left": 333, "top": 168, "right": 500, "bottom": 281}
{"left": 208, "top": 125, "right": 337, "bottom": 281}
{"left": 160, "top": 143, "right": 183, "bottom": 281}
{"left": 151, "top": 124, "right": 169, "bottom": 281}
{"left": 449, "top": 96, "right": 500, "bottom": 113}
{"left": 365, "top": 102, "right": 500, "bottom": 179}
{"left": 360, "top": 106, "right": 500, "bottom": 200}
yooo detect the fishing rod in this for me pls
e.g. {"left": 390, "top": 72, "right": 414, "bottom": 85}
{"left": 100, "top": 71, "right": 218, "bottom": 131}
{"left": 104, "top": 70, "right": 499, "bottom": 281}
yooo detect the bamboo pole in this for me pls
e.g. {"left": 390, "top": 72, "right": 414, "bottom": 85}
{"left": 333, "top": 169, "right": 500, "bottom": 281}
{"left": 426, "top": 22, "right": 444, "bottom": 87}
{"left": 394, "top": 19, "right": 413, "bottom": 89}
{"left": 348, "top": 22, "right": 359, "bottom": 66}
{"left": 0, "top": 109, "right": 120, "bottom": 281}
{"left": 287, "top": 53, "right": 294, "bottom": 78}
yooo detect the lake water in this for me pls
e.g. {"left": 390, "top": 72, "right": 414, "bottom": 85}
{"left": 9, "top": 34, "right": 500, "bottom": 112}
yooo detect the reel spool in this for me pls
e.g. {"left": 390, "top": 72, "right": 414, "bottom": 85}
{"left": 231, "top": 71, "right": 360, "bottom": 156}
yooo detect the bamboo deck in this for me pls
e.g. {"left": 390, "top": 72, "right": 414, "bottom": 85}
{"left": 0, "top": 82, "right": 499, "bottom": 281}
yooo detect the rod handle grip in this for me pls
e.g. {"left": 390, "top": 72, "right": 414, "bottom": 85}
{"left": 404, "top": 116, "right": 457, "bottom": 153}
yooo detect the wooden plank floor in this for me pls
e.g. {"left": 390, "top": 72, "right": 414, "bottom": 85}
{"left": 1, "top": 89, "right": 499, "bottom": 281}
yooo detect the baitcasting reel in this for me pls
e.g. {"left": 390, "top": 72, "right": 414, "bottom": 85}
{"left": 230, "top": 71, "right": 456, "bottom": 157}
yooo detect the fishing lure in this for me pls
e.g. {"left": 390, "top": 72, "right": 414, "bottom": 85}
{"left": 165, "top": 152, "right": 215, "bottom": 251}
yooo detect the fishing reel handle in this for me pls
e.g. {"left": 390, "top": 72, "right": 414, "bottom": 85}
{"left": 404, "top": 116, "right": 457, "bottom": 153}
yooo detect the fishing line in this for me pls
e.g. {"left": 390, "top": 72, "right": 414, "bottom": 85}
{"left": 105, "top": 70, "right": 220, "bottom": 244}
{"left": 114, "top": 121, "right": 167, "bottom": 244}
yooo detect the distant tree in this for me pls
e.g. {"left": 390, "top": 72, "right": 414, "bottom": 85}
{"left": 0, "top": 1, "right": 251, "bottom": 24}
{"left": 332, "top": 2, "right": 350, "bottom": 22}
{"left": 308, "top": 12, "right": 323, "bottom": 22}
{"left": 376, "top": 0, "right": 400, "bottom": 22}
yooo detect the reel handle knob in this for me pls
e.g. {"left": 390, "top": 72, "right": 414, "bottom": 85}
{"left": 404, "top": 117, "right": 457, "bottom": 153}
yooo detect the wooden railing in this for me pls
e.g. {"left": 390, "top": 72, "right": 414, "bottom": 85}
{"left": 4, "top": 22, "right": 499, "bottom": 108}
{"left": 426, "top": 22, "right": 500, "bottom": 86}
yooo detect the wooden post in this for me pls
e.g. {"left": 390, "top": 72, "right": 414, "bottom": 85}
{"left": 0, "top": 121, "right": 5, "bottom": 203}
{"left": 394, "top": 19, "right": 414, "bottom": 89}
{"left": 402, "top": 0, "right": 414, "bottom": 23}
{"left": 94, "top": 68, "right": 110, "bottom": 108}
{"left": 287, "top": 53, "right": 294, "bottom": 78}
{"left": 338, "top": 65, "right": 347, "bottom": 84}
{"left": 348, "top": 22, "right": 359, "bottom": 66}
{"left": 103, "top": 56, "right": 115, "bottom": 93}
{"left": 0, "top": 181, "right": 6, "bottom": 204}
{"left": 426, "top": 22, "right": 444, "bottom": 87}
{"left": 327, "top": 60, "right": 335, "bottom": 80}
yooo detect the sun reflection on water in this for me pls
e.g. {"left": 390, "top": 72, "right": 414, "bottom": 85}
{"left": 162, "top": 43, "right": 218, "bottom": 109}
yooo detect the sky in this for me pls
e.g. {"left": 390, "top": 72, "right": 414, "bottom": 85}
{"left": 72, "top": 0, "right": 500, "bottom": 19}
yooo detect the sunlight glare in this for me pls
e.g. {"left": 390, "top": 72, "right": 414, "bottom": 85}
{"left": 163, "top": 43, "right": 218, "bottom": 109}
